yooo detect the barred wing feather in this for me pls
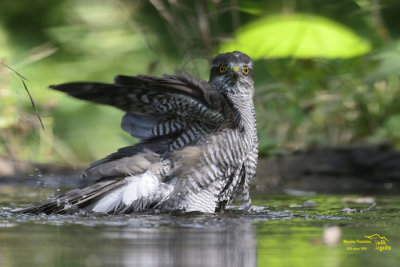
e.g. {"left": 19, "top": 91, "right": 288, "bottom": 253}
{"left": 50, "top": 73, "right": 235, "bottom": 141}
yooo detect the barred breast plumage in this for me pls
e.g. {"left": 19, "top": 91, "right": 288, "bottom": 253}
{"left": 16, "top": 51, "right": 258, "bottom": 214}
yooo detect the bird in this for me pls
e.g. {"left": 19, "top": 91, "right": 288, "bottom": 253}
{"left": 16, "top": 51, "right": 258, "bottom": 214}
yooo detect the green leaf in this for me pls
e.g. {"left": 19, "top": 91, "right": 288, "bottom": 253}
{"left": 220, "top": 14, "right": 371, "bottom": 59}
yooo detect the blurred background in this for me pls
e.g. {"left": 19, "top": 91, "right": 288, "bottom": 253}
{"left": 2, "top": 3, "right": 400, "bottom": 265}
{"left": 1, "top": 0, "right": 400, "bottom": 171}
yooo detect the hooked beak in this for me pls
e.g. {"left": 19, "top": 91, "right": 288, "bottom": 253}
{"left": 230, "top": 66, "right": 240, "bottom": 79}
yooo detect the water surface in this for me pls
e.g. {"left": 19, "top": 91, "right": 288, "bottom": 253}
{"left": 0, "top": 184, "right": 399, "bottom": 267}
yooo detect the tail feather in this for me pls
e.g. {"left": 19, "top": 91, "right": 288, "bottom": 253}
{"left": 13, "top": 179, "right": 126, "bottom": 214}
{"left": 15, "top": 171, "right": 173, "bottom": 215}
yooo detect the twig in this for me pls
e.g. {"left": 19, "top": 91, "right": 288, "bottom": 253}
{"left": 1, "top": 62, "right": 45, "bottom": 131}
{"left": 1, "top": 62, "right": 29, "bottom": 81}
{"left": 361, "top": 202, "right": 376, "bottom": 213}
{"left": 21, "top": 79, "right": 45, "bottom": 131}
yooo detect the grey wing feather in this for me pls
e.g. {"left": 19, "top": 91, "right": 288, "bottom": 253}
{"left": 83, "top": 149, "right": 161, "bottom": 180}
{"left": 81, "top": 139, "right": 172, "bottom": 180}
{"left": 121, "top": 113, "right": 163, "bottom": 139}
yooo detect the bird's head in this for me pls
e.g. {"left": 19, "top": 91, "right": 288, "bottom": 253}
{"left": 209, "top": 51, "right": 254, "bottom": 96}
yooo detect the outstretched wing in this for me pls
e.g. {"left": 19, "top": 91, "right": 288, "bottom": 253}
{"left": 50, "top": 73, "right": 236, "bottom": 141}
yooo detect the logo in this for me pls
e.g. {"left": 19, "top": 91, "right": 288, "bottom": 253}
{"left": 365, "top": 234, "right": 392, "bottom": 252}
{"left": 343, "top": 234, "right": 391, "bottom": 252}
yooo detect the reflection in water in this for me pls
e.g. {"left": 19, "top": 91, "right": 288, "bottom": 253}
{"left": 0, "top": 212, "right": 257, "bottom": 267}
{"left": 97, "top": 221, "right": 256, "bottom": 267}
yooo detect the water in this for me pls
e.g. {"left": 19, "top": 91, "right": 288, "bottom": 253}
{"left": 0, "top": 184, "right": 399, "bottom": 267}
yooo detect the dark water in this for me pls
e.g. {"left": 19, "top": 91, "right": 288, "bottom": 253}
{"left": 0, "top": 185, "right": 399, "bottom": 267}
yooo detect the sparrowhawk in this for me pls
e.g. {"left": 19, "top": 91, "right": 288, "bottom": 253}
{"left": 17, "top": 51, "right": 258, "bottom": 214}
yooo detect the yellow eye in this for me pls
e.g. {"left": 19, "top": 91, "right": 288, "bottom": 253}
{"left": 219, "top": 65, "right": 226, "bottom": 73}
{"left": 243, "top": 66, "right": 250, "bottom": 75}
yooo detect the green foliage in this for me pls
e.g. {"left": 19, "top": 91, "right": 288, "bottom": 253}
{"left": 221, "top": 14, "right": 371, "bottom": 59}
{"left": 1, "top": 0, "right": 400, "bottom": 164}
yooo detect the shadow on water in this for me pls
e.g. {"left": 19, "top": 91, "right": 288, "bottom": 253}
{"left": 0, "top": 182, "right": 399, "bottom": 266}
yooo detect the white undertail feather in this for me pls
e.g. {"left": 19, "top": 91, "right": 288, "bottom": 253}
{"left": 92, "top": 171, "right": 173, "bottom": 213}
